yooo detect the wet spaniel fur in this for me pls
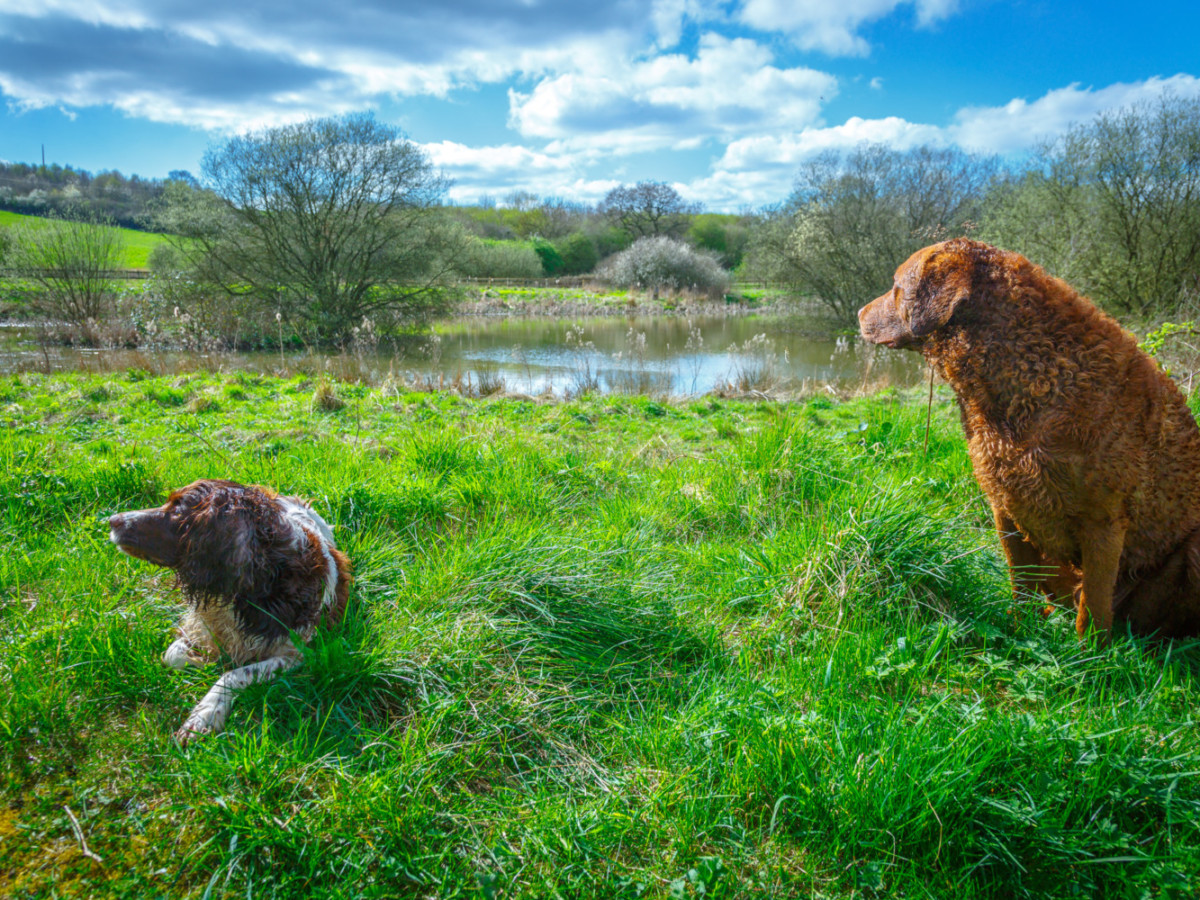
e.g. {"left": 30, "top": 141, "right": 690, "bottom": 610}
{"left": 109, "top": 479, "right": 351, "bottom": 743}
{"left": 859, "top": 238, "right": 1200, "bottom": 640}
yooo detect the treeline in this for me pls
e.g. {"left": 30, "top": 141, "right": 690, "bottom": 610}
{"left": 444, "top": 189, "right": 749, "bottom": 279}
{"left": 0, "top": 161, "right": 180, "bottom": 229}
{"left": 749, "top": 94, "right": 1200, "bottom": 322}
{"left": 2, "top": 94, "right": 1197, "bottom": 346}
{"left": 136, "top": 114, "right": 742, "bottom": 344}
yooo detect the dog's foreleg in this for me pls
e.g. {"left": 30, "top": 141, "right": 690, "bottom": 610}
{"left": 175, "top": 656, "right": 298, "bottom": 745}
{"left": 1077, "top": 520, "right": 1126, "bottom": 640}
{"left": 994, "top": 510, "right": 1078, "bottom": 608}
{"left": 163, "top": 613, "right": 219, "bottom": 670}
{"left": 163, "top": 637, "right": 215, "bottom": 669}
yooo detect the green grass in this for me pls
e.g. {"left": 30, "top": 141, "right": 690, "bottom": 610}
{"left": 0, "top": 210, "right": 169, "bottom": 269}
{"left": 2, "top": 373, "right": 1199, "bottom": 898}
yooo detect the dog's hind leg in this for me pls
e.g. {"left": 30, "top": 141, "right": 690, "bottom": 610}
{"left": 175, "top": 655, "right": 298, "bottom": 745}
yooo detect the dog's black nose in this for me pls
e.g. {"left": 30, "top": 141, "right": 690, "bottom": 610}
{"left": 108, "top": 513, "right": 124, "bottom": 529}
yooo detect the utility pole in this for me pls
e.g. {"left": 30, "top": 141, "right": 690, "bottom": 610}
{"left": 41, "top": 144, "right": 45, "bottom": 167}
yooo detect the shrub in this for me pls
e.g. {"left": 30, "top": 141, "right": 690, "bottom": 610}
{"left": 532, "top": 238, "right": 565, "bottom": 276}
{"left": 979, "top": 94, "right": 1200, "bottom": 318}
{"left": 688, "top": 214, "right": 750, "bottom": 269}
{"left": 745, "top": 144, "right": 995, "bottom": 321}
{"left": 147, "top": 241, "right": 186, "bottom": 273}
{"left": 596, "top": 235, "right": 730, "bottom": 297}
{"left": 555, "top": 232, "right": 599, "bottom": 275}
{"left": 130, "top": 269, "right": 269, "bottom": 350}
{"left": 455, "top": 238, "right": 544, "bottom": 279}
{"left": 157, "top": 113, "right": 459, "bottom": 344}
{"left": 10, "top": 210, "right": 126, "bottom": 337}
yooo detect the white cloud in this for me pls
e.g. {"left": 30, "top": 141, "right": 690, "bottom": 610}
{"left": 424, "top": 140, "right": 574, "bottom": 175}
{"left": 0, "top": 0, "right": 671, "bottom": 129}
{"left": 1, "top": 1, "right": 1195, "bottom": 219}
{"left": 508, "top": 33, "right": 836, "bottom": 152}
{"left": 717, "top": 116, "right": 943, "bottom": 170}
{"left": 737, "top": 0, "right": 958, "bottom": 56}
{"left": 912, "top": 0, "right": 958, "bottom": 27}
{"left": 0, "top": 0, "right": 154, "bottom": 30}
{"left": 420, "top": 140, "right": 626, "bottom": 205}
{"left": 690, "top": 76, "right": 1200, "bottom": 209}
{"left": 950, "top": 74, "right": 1200, "bottom": 152}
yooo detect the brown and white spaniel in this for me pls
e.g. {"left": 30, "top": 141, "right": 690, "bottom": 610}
{"left": 109, "top": 479, "right": 351, "bottom": 744}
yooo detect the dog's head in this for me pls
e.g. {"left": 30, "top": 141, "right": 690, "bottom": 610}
{"left": 108, "top": 488, "right": 195, "bottom": 568}
{"left": 858, "top": 238, "right": 984, "bottom": 350}
{"left": 109, "top": 479, "right": 271, "bottom": 581}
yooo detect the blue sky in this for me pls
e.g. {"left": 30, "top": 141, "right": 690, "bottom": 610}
{"left": 1, "top": 0, "right": 1197, "bottom": 211}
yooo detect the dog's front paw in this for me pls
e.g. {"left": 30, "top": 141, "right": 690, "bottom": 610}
{"left": 164, "top": 637, "right": 216, "bottom": 669}
{"left": 175, "top": 717, "right": 215, "bottom": 746}
{"left": 163, "top": 638, "right": 194, "bottom": 670}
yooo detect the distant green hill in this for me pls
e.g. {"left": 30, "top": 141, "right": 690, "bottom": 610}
{"left": 0, "top": 209, "right": 170, "bottom": 269}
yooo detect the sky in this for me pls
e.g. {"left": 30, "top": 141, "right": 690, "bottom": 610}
{"left": 0, "top": 0, "right": 1198, "bottom": 212}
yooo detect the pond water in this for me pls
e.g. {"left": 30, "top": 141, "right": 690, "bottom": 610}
{"left": 1, "top": 314, "right": 924, "bottom": 396}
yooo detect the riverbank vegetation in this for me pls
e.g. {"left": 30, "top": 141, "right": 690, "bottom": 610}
{"left": 2, "top": 372, "right": 1199, "bottom": 898}
{"left": 2, "top": 95, "right": 1198, "bottom": 348}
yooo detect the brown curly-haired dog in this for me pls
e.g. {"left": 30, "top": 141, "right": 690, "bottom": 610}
{"left": 859, "top": 238, "right": 1200, "bottom": 639}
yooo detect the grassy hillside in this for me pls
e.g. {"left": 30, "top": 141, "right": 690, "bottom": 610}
{"left": 2, "top": 374, "right": 1199, "bottom": 898}
{"left": 0, "top": 210, "right": 169, "bottom": 269}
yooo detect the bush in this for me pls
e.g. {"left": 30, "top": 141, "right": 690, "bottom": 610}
{"left": 979, "top": 94, "right": 1200, "bottom": 318}
{"left": 745, "top": 144, "right": 996, "bottom": 321}
{"left": 555, "top": 232, "right": 599, "bottom": 275}
{"left": 147, "top": 241, "right": 187, "bottom": 273}
{"left": 455, "top": 238, "right": 544, "bottom": 279}
{"left": 596, "top": 236, "right": 730, "bottom": 297}
{"left": 532, "top": 238, "right": 565, "bottom": 276}
{"left": 157, "top": 113, "right": 460, "bottom": 344}
{"left": 688, "top": 214, "right": 750, "bottom": 269}
{"left": 10, "top": 210, "right": 126, "bottom": 338}
{"left": 130, "top": 270, "right": 269, "bottom": 350}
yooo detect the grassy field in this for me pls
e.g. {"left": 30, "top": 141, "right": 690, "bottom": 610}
{"left": 0, "top": 210, "right": 169, "bottom": 269}
{"left": 2, "top": 372, "right": 1199, "bottom": 898}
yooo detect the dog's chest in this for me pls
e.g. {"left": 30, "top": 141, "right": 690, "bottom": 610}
{"left": 189, "top": 600, "right": 304, "bottom": 665}
{"left": 969, "top": 428, "right": 1080, "bottom": 557}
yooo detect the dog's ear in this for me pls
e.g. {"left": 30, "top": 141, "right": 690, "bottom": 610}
{"left": 178, "top": 488, "right": 262, "bottom": 600}
{"left": 909, "top": 246, "right": 973, "bottom": 337}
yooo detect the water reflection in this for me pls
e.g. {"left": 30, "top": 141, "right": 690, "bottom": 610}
{"left": 0, "top": 315, "right": 924, "bottom": 395}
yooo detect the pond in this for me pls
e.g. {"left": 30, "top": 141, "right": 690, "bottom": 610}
{"left": 1, "top": 314, "right": 925, "bottom": 396}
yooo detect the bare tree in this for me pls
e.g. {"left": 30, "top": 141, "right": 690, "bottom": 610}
{"left": 159, "top": 113, "right": 463, "bottom": 343}
{"left": 599, "top": 181, "right": 701, "bottom": 240}
{"left": 748, "top": 145, "right": 996, "bottom": 321}
{"left": 982, "top": 94, "right": 1200, "bottom": 317}
{"left": 11, "top": 210, "right": 126, "bottom": 336}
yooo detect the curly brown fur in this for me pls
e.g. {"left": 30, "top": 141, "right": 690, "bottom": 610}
{"left": 859, "top": 238, "right": 1200, "bottom": 639}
